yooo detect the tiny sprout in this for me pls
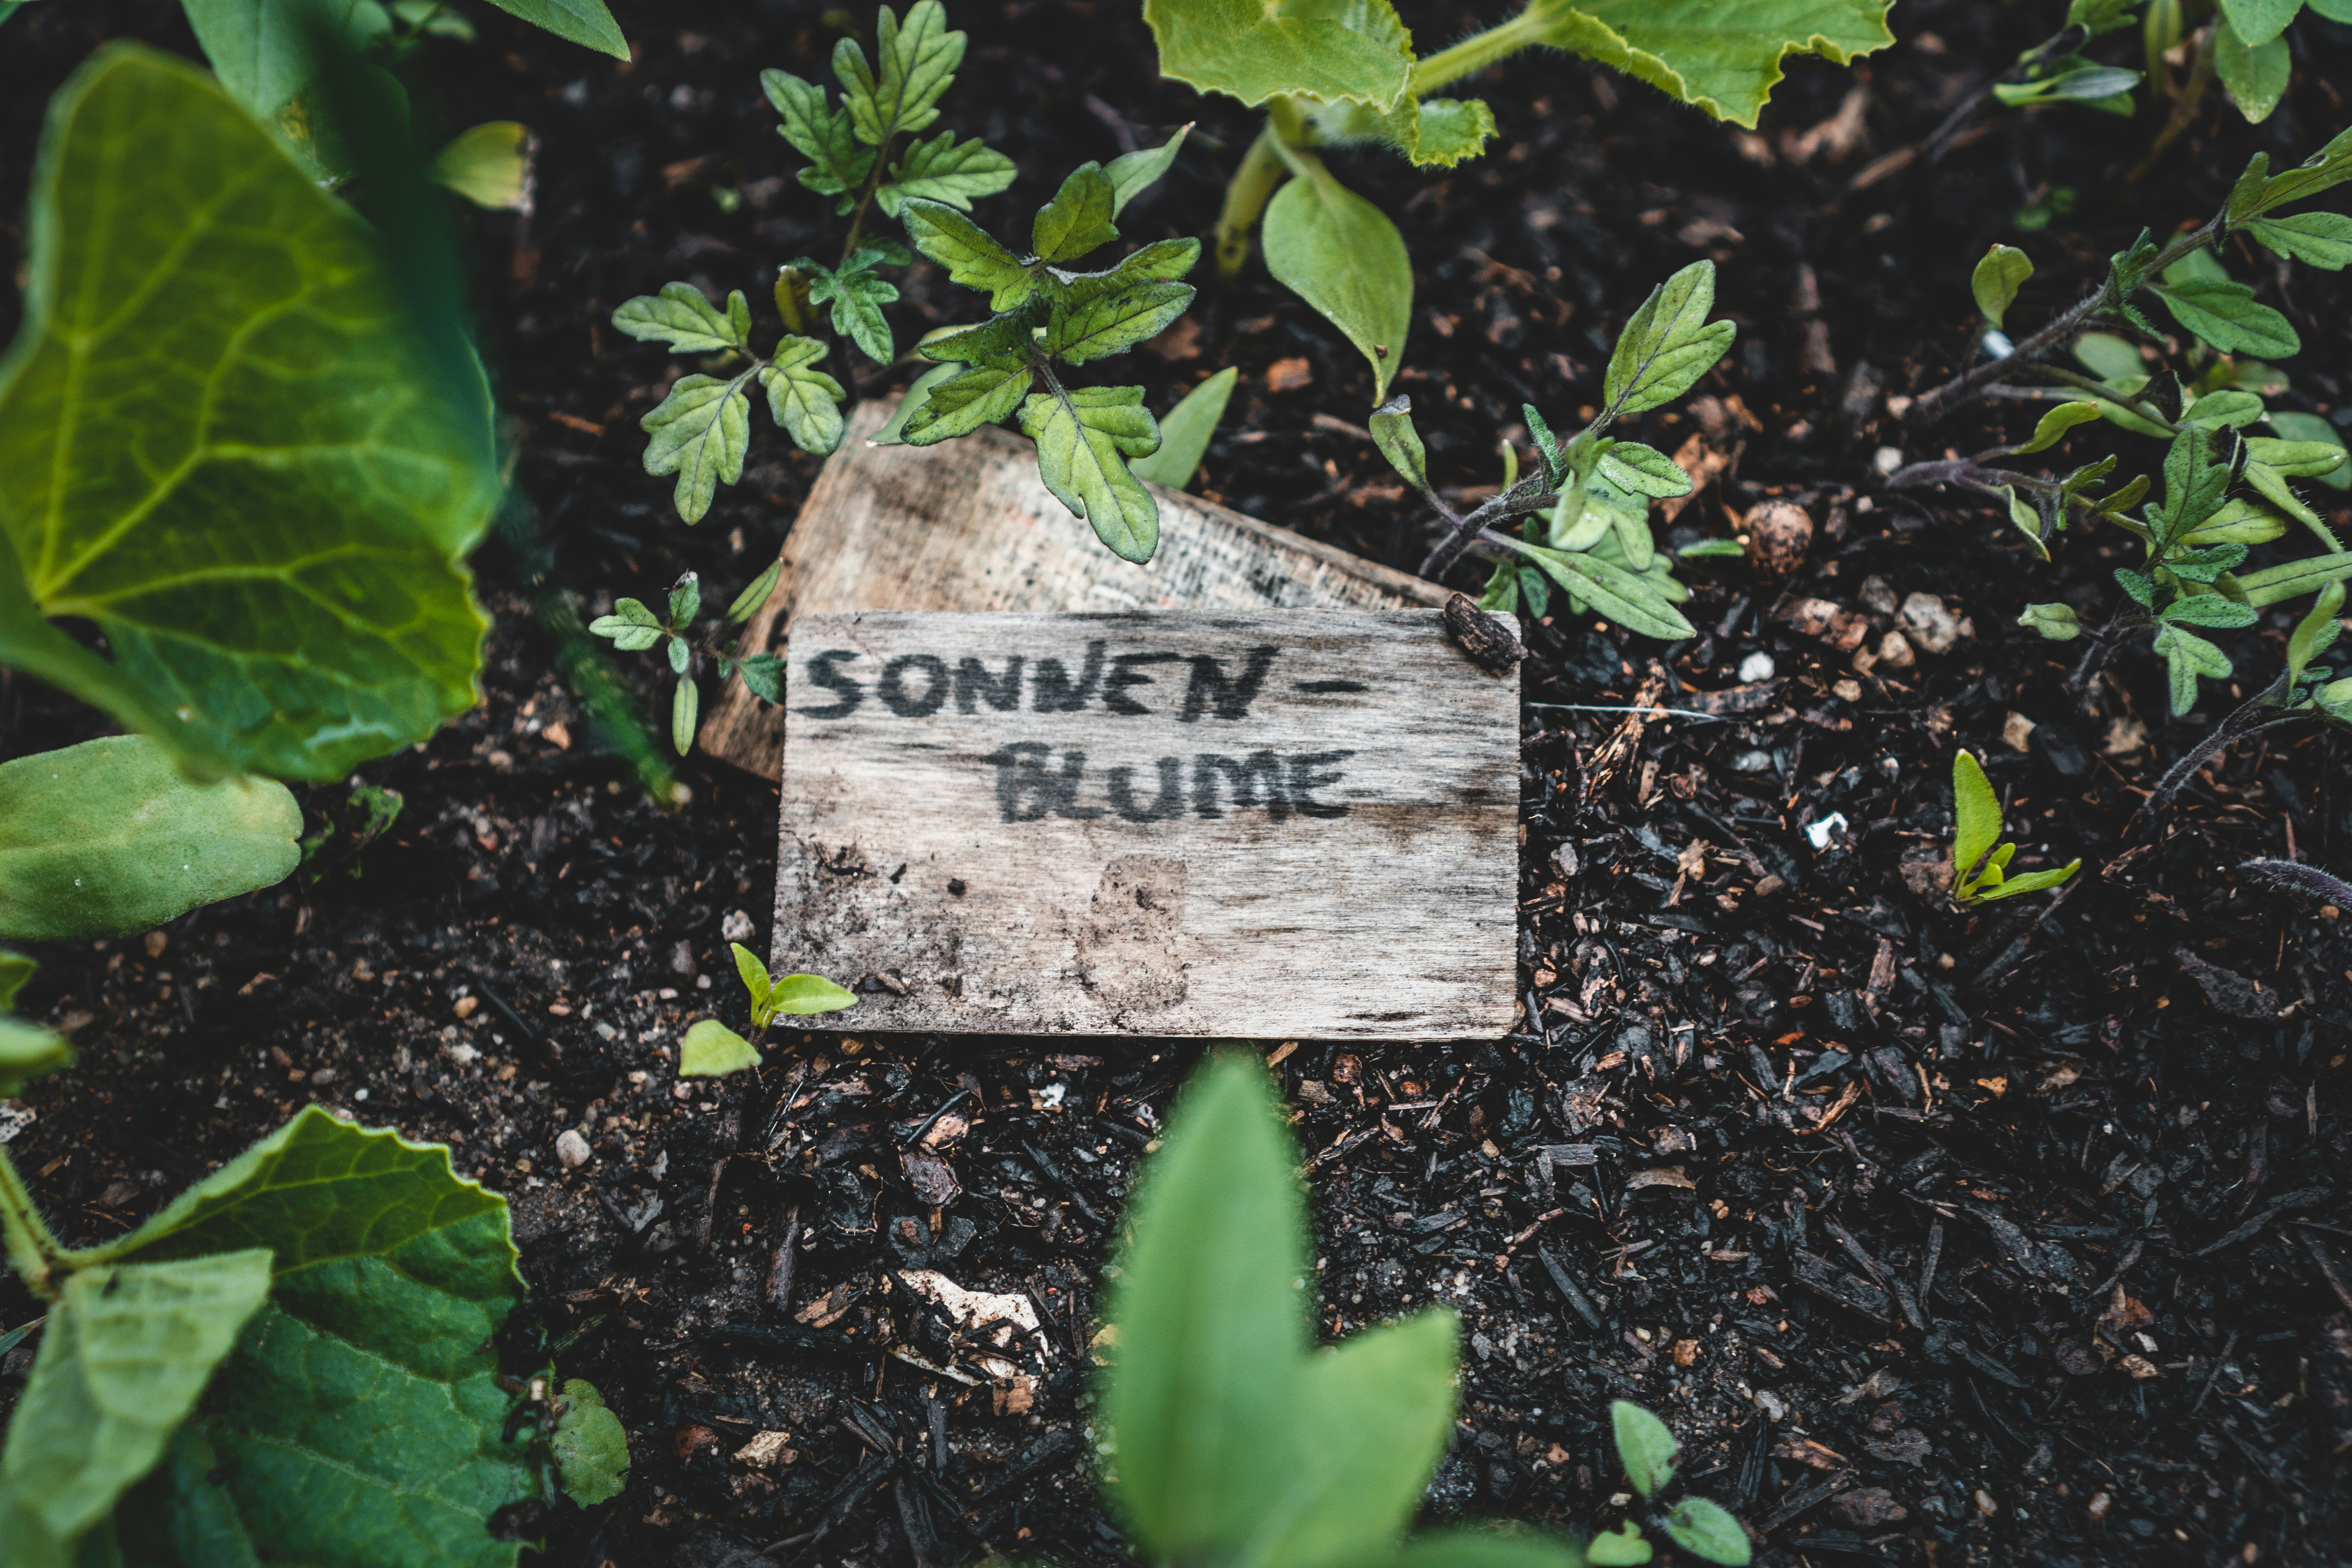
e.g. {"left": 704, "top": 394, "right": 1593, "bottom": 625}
{"left": 1949, "top": 750, "right": 2081, "bottom": 906}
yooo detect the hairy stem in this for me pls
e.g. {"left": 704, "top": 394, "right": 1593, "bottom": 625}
{"left": 0, "top": 1145, "right": 69, "bottom": 1299}
{"left": 1213, "top": 121, "right": 1292, "bottom": 283}
{"left": 2025, "top": 363, "right": 2182, "bottom": 434}
{"left": 2133, "top": 678, "right": 2303, "bottom": 831}
{"left": 1419, "top": 475, "right": 1561, "bottom": 579}
{"left": 1411, "top": 3, "right": 1553, "bottom": 96}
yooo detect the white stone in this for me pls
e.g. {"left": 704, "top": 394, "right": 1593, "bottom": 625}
{"left": 555, "top": 1129, "right": 593, "bottom": 1169}
{"left": 1737, "top": 651, "right": 1776, "bottom": 682}
{"left": 1898, "top": 592, "right": 1967, "bottom": 655}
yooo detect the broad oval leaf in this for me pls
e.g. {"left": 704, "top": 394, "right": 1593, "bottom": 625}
{"left": 1033, "top": 163, "right": 1121, "bottom": 264}
{"left": 0, "top": 735, "right": 300, "bottom": 943}
{"left": 1526, "top": 0, "right": 1896, "bottom": 129}
{"left": 1597, "top": 441, "right": 1694, "bottom": 497}
{"left": 1131, "top": 366, "right": 1239, "bottom": 490}
{"left": 2153, "top": 276, "right": 2301, "bottom": 358}
{"left": 1142, "top": 0, "right": 1415, "bottom": 110}
{"left": 2214, "top": 16, "right": 2291, "bottom": 122}
{"left": 1262, "top": 167, "right": 1412, "bottom": 404}
{"left": 1611, "top": 1400, "right": 1679, "bottom": 1498}
{"left": 672, "top": 677, "right": 700, "bottom": 755}
{"left": 1662, "top": 1497, "right": 1754, "bottom": 1566}
{"left": 2018, "top": 602, "right": 2083, "bottom": 641}
{"left": 2013, "top": 401, "right": 2103, "bottom": 454}
{"left": 769, "top": 974, "right": 857, "bottom": 1015}
{"left": 1971, "top": 243, "right": 2033, "bottom": 328}
{"left": 0, "top": 47, "right": 500, "bottom": 781}
{"left": 682, "top": 1018, "right": 762, "bottom": 1076}
{"left": 1019, "top": 387, "right": 1163, "bottom": 561}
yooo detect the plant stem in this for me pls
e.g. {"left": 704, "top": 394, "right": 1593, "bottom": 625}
{"left": 1420, "top": 474, "right": 1560, "bottom": 579}
{"left": 0, "top": 1145, "right": 69, "bottom": 1299}
{"left": 1410, "top": 3, "right": 1553, "bottom": 96}
{"left": 2133, "top": 678, "right": 2304, "bottom": 830}
{"left": 2127, "top": 24, "right": 2216, "bottom": 191}
{"left": 1213, "top": 121, "right": 1292, "bottom": 282}
{"left": 2025, "top": 363, "right": 2181, "bottom": 434}
{"left": 839, "top": 133, "right": 901, "bottom": 262}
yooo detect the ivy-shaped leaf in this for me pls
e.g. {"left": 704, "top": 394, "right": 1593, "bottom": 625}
{"left": 2153, "top": 622, "right": 2234, "bottom": 713}
{"left": 879, "top": 130, "right": 1016, "bottom": 214}
{"left": 800, "top": 257, "right": 901, "bottom": 363}
{"left": 1019, "top": 386, "right": 1163, "bottom": 561}
{"left": 640, "top": 373, "right": 755, "bottom": 523}
{"left": 760, "top": 338, "right": 849, "bottom": 455}
{"left": 610, "top": 282, "right": 754, "bottom": 354}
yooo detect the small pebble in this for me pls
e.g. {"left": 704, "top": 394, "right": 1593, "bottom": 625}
{"left": 1737, "top": 650, "right": 1776, "bottom": 682}
{"left": 555, "top": 1129, "right": 593, "bottom": 1169}
{"left": 1871, "top": 446, "right": 1904, "bottom": 475}
{"left": 721, "top": 909, "right": 755, "bottom": 944}
{"left": 1898, "top": 592, "right": 1969, "bottom": 655}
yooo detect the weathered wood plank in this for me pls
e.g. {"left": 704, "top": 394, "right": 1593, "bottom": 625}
{"left": 772, "top": 609, "right": 1519, "bottom": 1040}
{"left": 701, "top": 397, "right": 1448, "bottom": 777}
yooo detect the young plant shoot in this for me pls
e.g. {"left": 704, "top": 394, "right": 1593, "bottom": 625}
{"left": 587, "top": 565, "right": 788, "bottom": 756}
{"left": 679, "top": 943, "right": 858, "bottom": 1078}
{"left": 1141, "top": 0, "right": 1892, "bottom": 399}
{"left": 1949, "top": 750, "right": 2080, "bottom": 906}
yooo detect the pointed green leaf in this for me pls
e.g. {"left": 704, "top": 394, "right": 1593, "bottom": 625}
{"left": 671, "top": 677, "right": 699, "bottom": 755}
{"left": 838, "top": 0, "right": 966, "bottom": 146}
{"left": 1131, "top": 366, "right": 1238, "bottom": 490}
{"left": 1603, "top": 261, "right": 1735, "bottom": 417}
{"left": 682, "top": 1018, "right": 760, "bottom": 1076}
{"left": 428, "top": 121, "right": 534, "bottom": 212}
{"left": 729, "top": 564, "right": 784, "bottom": 631}
{"left": 901, "top": 364, "right": 1036, "bottom": 443}
{"left": 1520, "top": 0, "right": 1896, "bottom": 129}
{"left": 1142, "top": 0, "right": 1415, "bottom": 110}
{"left": 0, "top": 1251, "right": 274, "bottom": 1565}
{"left": 0, "top": 1016, "right": 72, "bottom": 1100}
{"left": 2153, "top": 276, "right": 2299, "bottom": 358}
{"left": 0, "top": 736, "right": 300, "bottom": 944}
{"left": 2214, "top": 16, "right": 2291, "bottom": 122}
{"left": 611, "top": 283, "right": 751, "bottom": 353}
{"left": 2287, "top": 579, "right": 2345, "bottom": 686}
{"left": 1597, "top": 441, "right": 1693, "bottom": 497}
{"left": 769, "top": 974, "right": 859, "bottom": 1014}
{"left": 1064, "top": 237, "right": 1207, "bottom": 298}
{"left": 2241, "top": 126, "right": 2352, "bottom": 218}
{"left": 0, "top": 47, "right": 499, "bottom": 781}
{"left": 901, "top": 199, "right": 1036, "bottom": 309}
{"left": 1370, "top": 396, "right": 1433, "bottom": 494}
{"left": 668, "top": 573, "right": 702, "bottom": 629}
{"left": 1952, "top": 750, "right": 2002, "bottom": 886}
{"left": 1019, "top": 386, "right": 1162, "bottom": 561}
{"left": 1991, "top": 65, "right": 2142, "bottom": 105}
{"left": 1106, "top": 125, "right": 1193, "bottom": 214}
{"left": 1508, "top": 542, "right": 1696, "bottom": 640}
{"left": 730, "top": 942, "right": 775, "bottom": 1009}
{"left": 2014, "top": 401, "right": 2103, "bottom": 454}
{"left": 1662, "top": 1497, "right": 1754, "bottom": 1566}
{"left": 2153, "top": 622, "right": 2233, "bottom": 713}
{"left": 2019, "top": 603, "right": 2083, "bottom": 641}
{"left": 0, "top": 949, "right": 30, "bottom": 1012}
{"left": 641, "top": 374, "right": 753, "bottom": 523}
{"left": 478, "top": 0, "right": 628, "bottom": 56}
{"left": 1976, "top": 860, "right": 2082, "bottom": 899}
{"left": 918, "top": 311, "right": 1040, "bottom": 370}
{"left": 2265, "top": 414, "right": 2350, "bottom": 490}
{"left": 2180, "top": 388, "right": 2267, "bottom": 431}
{"left": 550, "top": 1379, "right": 629, "bottom": 1507}
{"left": 761, "top": 69, "right": 873, "bottom": 198}
{"left": 878, "top": 130, "right": 1016, "bottom": 216}
{"left": 1612, "top": 1401, "right": 1679, "bottom": 1498}
{"left": 1262, "top": 167, "right": 1412, "bottom": 404}
{"left": 1047, "top": 279, "right": 1197, "bottom": 365}
{"left": 2153, "top": 430, "right": 2233, "bottom": 543}
{"left": 1033, "top": 163, "right": 1121, "bottom": 263}
{"left": 2219, "top": 0, "right": 2302, "bottom": 47}
{"left": 1971, "top": 244, "right": 2034, "bottom": 328}
{"left": 2245, "top": 212, "right": 2352, "bottom": 269}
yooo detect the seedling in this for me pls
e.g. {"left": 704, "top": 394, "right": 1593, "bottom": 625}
{"left": 1949, "top": 751, "right": 2081, "bottom": 906}
{"left": 679, "top": 944, "right": 858, "bottom": 1078}
{"left": 588, "top": 566, "right": 787, "bottom": 756}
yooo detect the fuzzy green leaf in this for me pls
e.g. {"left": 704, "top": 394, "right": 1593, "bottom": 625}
{"left": 2265, "top": 414, "right": 2351, "bottom": 490}
{"left": 1131, "top": 366, "right": 1238, "bottom": 490}
{"left": 901, "top": 200, "right": 1036, "bottom": 309}
{"left": 917, "top": 311, "right": 1040, "bottom": 370}
{"left": 2019, "top": 603, "right": 2084, "bottom": 641}
{"left": 1597, "top": 441, "right": 1693, "bottom": 497}
{"left": 93, "top": 1107, "right": 541, "bottom": 1566}
{"left": 2180, "top": 388, "right": 2267, "bottom": 431}
{"left": 0, "top": 1250, "right": 274, "bottom": 1566}
{"left": 0, "top": 735, "right": 300, "bottom": 943}
{"left": 1142, "top": 0, "right": 1415, "bottom": 110}
{"left": 2160, "top": 593, "right": 2259, "bottom": 628}
{"left": 1951, "top": 750, "right": 2002, "bottom": 887}
{"left": 2153, "top": 622, "right": 2233, "bottom": 713}
{"left": 838, "top": 0, "right": 967, "bottom": 147}
{"left": 611, "top": 283, "right": 753, "bottom": 354}
{"left": 762, "top": 70, "right": 873, "bottom": 198}
{"left": 1262, "top": 167, "right": 1412, "bottom": 404}
{"left": 1603, "top": 261, "right": 1735, "bottom": 417}
{"left": 479, "top": 0, "right": 628, "bottom": 56}
{"left": 900, "top": 364, "right": 1035, "bottom": 443}
{"left": 1971, "top": 244, "right": 2034, "bottom": 327}
{"left": 2245, "top": 212, "right": 2352, "bottom": 269}
{"left": 1523, "top": 0, "right": 1897, "bottom": 129}
{"left": 550, "top": 1379, "right": 629, "bottom": 1507}
{"left": 1508, "top": 543, "right": 1696, "bottom": 641}
{"left": 1047, "top": 280, "right": 1197, "bottom": 365}
{"left": 2287, "top": 579, "right": 2345, "bottom": 686}
{"left": 2237, "top": 551, "right": 2352, "bottom": 608}
{"left": 878, "top": 130, "right": 1016, "bottom": 215}
{"left": 681, "top": 1018, "right": 761, "bottom": 1076}
{"left": 0, "top": 48, "right": 499, "bottom": 781}
{"left": 2214, "top": 17, "right": 2291, "bottom": 122}
{"left": 2154, "top": 276, "right": 2300, "bottom": 357}
{"left": 769, "top": 974, "right": 859, "bottom": 1015}
{"left": 1106, "top": 125, "right": 1193, "bottom": 214}
{"left": 1612, "top": 1401, "right": 1679, "bottom": 1499}
{"left": 760, "top": 338, "right": 849, "bottom": 457}
{"left": 1033, "top": 163, "right": 1121, "bottom": 263}
{"left": 1587, "top": 1521, "right": 1654, "bottom": 1565}
{"left": 1019, "top": 386, "right": 1162, "bottom": 561}
{"left": 641, "top": 374, "right": 753, "bottom": 523}
{"left": 1662, "top": 1498, "right": 1754, "bottom": 1565}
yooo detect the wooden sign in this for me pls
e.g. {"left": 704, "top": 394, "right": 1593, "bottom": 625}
{"left": 771, "top": 609, "right": 1519, "bottom": 1040}
{"left": 699, "top": 397, "right": 1448, "bottom": 777}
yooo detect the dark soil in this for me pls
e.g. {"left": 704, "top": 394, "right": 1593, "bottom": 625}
{"left": 5, "top": 2, "right": 2352, "bottom": 1565}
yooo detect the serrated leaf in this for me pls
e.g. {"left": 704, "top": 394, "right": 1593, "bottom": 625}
{"left": 1363, "top": 94, "right": 1500, "bottom": 169}
{"left": 641, "top": 374, "right": 754, "bottom": 523}
{"left": 757, "top": 339, "right": 848, "bottom": 457}
{"left": 1522, "top": 0, "right": 1896, "bottom": 129}
{"left": 769, "top": 974, "right": 859, "bottom": 1014}
{"left": 2019, "top": 603, "right": 2083, "bottom": 641}
{"left": 94, "top": 1107, "right": 542, "bottom": 1566}
{"left": 801, "top": 261, "right": 900, "bottom": 364}
{"left": 901, "top": 364, "right": 1036, "bottom": 443}
{"left": 1662, "top": 1498, "right": 1753, "bottom": 1565}
{"left": 1604, "top": 261, "right": 1735, "bottom": 417}
{"left": 2245, "top": 212, "right": 2352, "bottom": 269}
{"left": 612, "top": 283, "right": 752, "bottom": 353}
{"left": 918, "top": 310, "right": 1040, "bottom": 370}
{"left": 671, "top": 677, "right": 699, "bottom": 755}
{"left": 838, "top": 0, "right": 966, "bottom": 147}
{"left": 1952, "top": 750, "right": 2001, "bottom": 887}
{"left": 1106, "top": 125, "right": 1192, "bottom": 214}
{"left": 2014, "top": 401, "right": 2103, "bottom": 454}
{"left": 2214, "top": 16, "right": 2291, "bottom": 122}
{"left": 1131, "top": 366, "right": 1238, "bottom": 490}
{"left": 2161, "top": 592, "right": 2258, "bottom": 627}
{"left": 1262, "top": 166, "right": 1412, "bottom": 404}
{"left": 761, "top": 69, "right": 873, "bottom": 197}
{"left": 2242, "top": 127, "right": 2352, "bottom": 218}
{"left": 479, "top": 0, "right": 628, "bottom": 56}
{"left": 1033, "top": 163, "right": 1120, "bottom": 263}
{"left": 2153, "top": 622, "right": 2233, "bottom": 713}
{"left": 878, "top": 130, "right": 1016, "bottom": 215}
{"left": 1612, "top": 1401, "right": 1679, "bottom": 1498}
{"left": 1047, "top": 279, "right": 1197, "bottom": 365}
{"left": 0, "top": 1250, "right": 273, "bottom": 1564}
{"left": 0, "top": 48, "right": 499, "bottom": 782}
{"left": 1020, "top": 386, "right": 1162, "bottom": 561}
{"left": 1142, "top": 0, "right": 1415, "bottom": 111}
{"left": 0, "top": 735, "right": 300, "bottom": 943}
{"left": 1598, "top": 441, "right": 1694, "bottom": 497}
{"left": 1972, "top": 244, "right": 2034, "bottom": 328}
{"left": 1510, "top": 543, "right": 1696, "bottom": 640}
{"left": 550, "top": 1379, "right": 629, "bottom": 1506}
{"left": 901, "top": 200, "right": 1036, "bottom": 309}
{"left": 1065, "top": 237, "right": 1206, "bottom": 298}
{"left": 2153, "top": 276, "right": 2300, "bottom": 358}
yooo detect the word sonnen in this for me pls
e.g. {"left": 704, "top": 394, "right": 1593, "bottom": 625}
{"left": 797, "top": 641, "right": 1279, "bottom": 721}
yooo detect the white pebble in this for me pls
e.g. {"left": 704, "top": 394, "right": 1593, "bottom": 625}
{"left": 1871, "top": 446, "right": 1904, "bottom": 476}
{"left": 555, "top": 1129, "right": 593, "bottom": 1169}
{"left": 1737, "top": 651, "right": 1775, "bottom": 683}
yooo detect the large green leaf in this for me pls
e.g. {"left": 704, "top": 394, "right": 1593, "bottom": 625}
{"left": 477, "top": 0, "right": 628, "bottom": 57}
{"left": 0, "top": 47, "right": 498, "bottom": 781}
{"left": 1529, "top": 0, "right": 1896, "bottom": 129}
{"left": 177, "top": 0, "right": 392, "bottom": 176}
{"left": 94, "top": 1107, "right": 540, "bottom": 1566}
{"left": 1142, "top": 0, "right": 1416, "bottom": 111}
{"left": 1018, "top": 387, "right": 1163, "bottom": 562}
{"left": 0, "top": 736, "right": 300, "bottom": 943}
{"left": 1262, "top": 166, "right": 1412, "bottom": 404}
{"left": 0, "top": 1252, "right": 274, "bottom": 1568}
{"left": 1105, "top": 1053, "right": 1309, "bottom": 1560}
{"left": 2218, "top": 0, "right": 2303, "bottom": 46}
{"left": 1033, "top": 164, "right": 1121, "bottom": 264}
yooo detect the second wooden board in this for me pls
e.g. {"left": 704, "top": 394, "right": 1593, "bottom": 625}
{"left": 773, "top": 609, "right": 1519, "bottom": 1039}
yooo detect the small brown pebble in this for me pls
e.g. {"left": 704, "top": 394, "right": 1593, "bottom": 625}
{"left": 1832, "top": 1488, "right": 1909, "bottom": 1528}
{"left": 452, "top": 996, "right": 479, "bottom": 1019}
{"left": 1742, "top": 499, "right": 1813, "bottom": 579}
{"left": 1443, "top": 593, "right": 1524, "bottom": 671}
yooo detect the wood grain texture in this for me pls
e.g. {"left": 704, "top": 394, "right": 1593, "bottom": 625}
{"left": 701, "top": 397, "right": 1448, "bottom": 777}
{"left": 773, "top": 610, "right": 1519, "bottom": 1039}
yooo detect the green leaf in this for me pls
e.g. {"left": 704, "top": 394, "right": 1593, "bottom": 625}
{"left": 1612, "top": 1401, "right": 1679, "bottom": 1499}
{"left": 0, "top": 1250, "right": 274, "bottom": 1565}
{"left": 1370, "top": 396, "right": 1433, "bottom": 494}
{"left": 1603, "top": 261, "right": 1736, "bottom": 418}
{"left": 918, "top": 310, "right": 1043, "bottom": 370}
{"left": 871, "top": 362, "right": 964, "bottom": 445}
{"left": 1597, "top": 441, "right": 1693, "bottom": 497}
{"left": 2238, "top": 550, "right": 2352, "bottom": 608}
{"left": 681, "top": 1018, "right": 761, "bottom": 1076}
{"left": 1020, "top": 386, "right": 1163, "bottom": 561}
{"left": 2181, "top": 388, "right": 2268, "bottom": 431}
{"left": 0, "top": 949, "right": 29, "bottom": 1013}
{"left": 1105, "top": 1053, "right": 1307, "bottom": 1560}
{"left": 588, "top": 598, "right": 665, "bottom": 652}
{"left": 1262, "top": 166, "right": 1412, "bottom": 404}
{"left": 611, "top": 283, "right": 753, "bottom": 354}
{"left": 641, "top": 373, "right": 755, "bottom": 523}
{"left": 2179, "top": 497, "right": 2290, "bottom": 546}
{"left": 478, "top": 0, "right": 628, "bottom": 56}
{"left": 1976, "top": 860, "right": 2082, "bottom": 899}
{"left": 92, "top": 1107, "right": 541, "bottom": 1566}
{"left": 671, "top": 678, "right": 699, "bottom": 756}
{"left": 878, "top": 130, "right": 1016, "bottom": 216}
{"left": 1142, "top": 0, "right": 1415, "bottom": 110}
{"left": 1521, "top": 0, "right": 1897, "bottom": 129}
{"left": 668, "top": 573, "right": 702, "bottom": 628}
{"left": 901, "top": 364, "right": 1036, "bottom": 443}
{"left": 2214, "top": 16, "right": 2292, "bottom": 122}
{"left": 2019, "top": 602, "right": 2084, "bottom": 641}
{"left": 901, "top": 200, "right": 1036, "bottom": 309}
{"left": 1131, "top": 366, "right": 1238, "bottom": 490}
{"left": 2152, "top": 429, "right": 2232, "bottom": 543}
{"left": 1991, "top": 65, "right": 2142, "bottom": 105}
{"left": 2154, "top": 274, "right": 2301, "bottom": 358}
{"left": 769, "top": 974, "right": 858, "bottom": 1015}
{"left": 730, "top": 942, "right": 774, "bottom": 1009}
{"left": 1479, "top": 562, "right": 1522, "bottom": 614}
{"left": 544, "top": 1378, "right": 630, "bottom": 1507}
{"left": 2245, "top": 211, "right": 2352, "bottom": 269}
{"left": 762, "top": 69, "right": 873, "bottom": 200}
{"left": 802, "top": 260, "right": 900, "bottom": 364}
{"left": 2266, "top": 414, "right": 2351, "bottom": 490}
{"left": 2015, "top": 401, "right": 2103, "bottom": 454}
{"left": 2153, "top": 622, "right": 2233, "bottom": 713}
{"left": 1586, "top": 1521, "right": 1653, "bottom": 1566}
{"left": 2073, "top": 330, "right": 2147, "bottom": 382}
{"left": 0, "top": 736, "right": 300, "bottom": 944}
{"left": 178, "top": 0, "right": 397, "bottom": 178}
{"left": 0, "top": 1016, "right": 72, "bottom": 1100}
{"left": 1677, "top": 537, "right": 1748, "bottom": 559}
{"left": 1508, "top": 543, "right": 1697, "bottom": 641}
{"left": 1662, "top": 1497, "right": 1754, "bottom": 1566}
{"left": 0, "top": 47, "right": 498, "bottom": 782}
{"left": 2160, "top": 593, "right": 2259, "bottom": 628}
{"left": 428, "top": 122, "right": 534, "bottom": 212}
{"left": 838, "top": 0, "right": 966, "bottom": 146}
{"left": 2219, "top": 0, "right": 2303, "bottom": 46}
{"left": 2239, "top": 127, "right": 2352, "bottom": 219}
{"left": 729, "top": 561, "right": 784, "bottom": 626}
{"left": 1047, "top": 279, "right": 1198, "bottom": 366}
{"left": 737, "top": 653, "right": 786, "bottom": 704}
{"left": 1972, "top": 244, "right": 2034, "bottom": 327}
{"left": 2287, "top": 579, "right": 2345, "bottom": 686}
{"left": 1952, "top": 750, "right": 2002, "bottom": 886}
{"left": 1106, "top": 125, "right": 1193, "bottom": 215}
{"left": 1033, "top": 163, "right": 1121, "bottom": 263}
